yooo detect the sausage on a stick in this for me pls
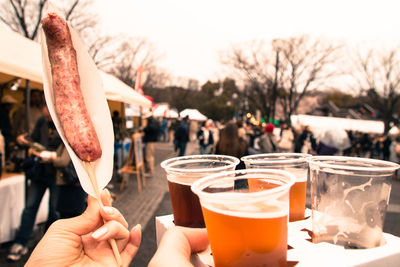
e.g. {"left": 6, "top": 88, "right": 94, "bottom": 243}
{"left": 42, "top": 13, "right": 102, "bottom": 162}
{"left": 41, "top": 13, "right": 122, "bottom": 266}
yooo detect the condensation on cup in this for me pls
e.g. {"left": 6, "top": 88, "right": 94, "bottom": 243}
{"left": 308, "top": 156, "right": 399, "bottom": 249}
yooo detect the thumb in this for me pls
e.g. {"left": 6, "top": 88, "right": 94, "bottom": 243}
{"left": 57, "top": 195, "right": 102, "bottom": 236}
{"left": 149, "top": 227, "right": 208, "bottom": 267}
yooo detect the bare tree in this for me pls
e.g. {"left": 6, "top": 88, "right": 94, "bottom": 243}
{"left": 274, "top": 36, "right": 341, "bottom": 123}
{"left": 86, "top": 34, "right": 124, "bottom": 70}
{"left": 222, "top": 36, "right": 341, "bottom": 124}
{"left": 352, "top": 46, "right": 400, "bottom": 132}
{"left": 144, "top": 66, "right": 171, "bottom": 88}
{"left": 221, "top": 40, "right": 274, "bottom": 117}
{"left": 0, "top": 0, "right": 167, "bottom": 89}
{"left": 109, "top": 37, "right": 168, "bottom": 89}
{"left": 0, "top": 0, "right": 95, "bottom": 40}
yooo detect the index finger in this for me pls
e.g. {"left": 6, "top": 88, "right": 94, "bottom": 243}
{"left": 99, "top": 189, "right": 128, "bottom": 228}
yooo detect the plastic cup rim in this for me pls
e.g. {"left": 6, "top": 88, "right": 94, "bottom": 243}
{"left": 306, "top": 155, "right": 400, "bottom": 172}
{"left": 241, "top": 153, "right": 312, "bottom": 165}
{"left": 161, "top": 154, "right": 240, "bottom": 173}
{"left": 191, "top": 168, "right": 296, "bottom": 201}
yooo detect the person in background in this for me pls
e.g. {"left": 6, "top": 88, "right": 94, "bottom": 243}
{"left": 197, "top": 120, "right": 214, "bottom": 154}
{"left": 258, "top": 123, "right": 277, "bottom": 153}
{"left": 8, "top": 106, "right": 62, "bottom": 261}
{"left": 53, "top": 143, "right": 87, "bottom": 219}
{"left": 111, "top": 110, "right": 124, "bottom": 141}
{"left": 168, "top": 119, "right": 179, "bottom": 143}
{"left": 237, "top": 120, "right": 247, "bottom": 142}
{"left": 159, "top": 117, "right": 168, "bottom": 142}
{"left": 277, "top": 122, "right": 294, "bottom": 152}
{"left": 0, "top": 129, "right": 4, "bottom": 174}
{"left": 143, "top": 116, "right": 160, "bottom": 176}
{"left": 189, "top": 119, "right": 198, "bottom": 142}
{"left": 0, "top": 94, "right": 18, "bottom": 161}
{"left": 295, "top": 125, "right": 316, "bottom": 154}
{"left": 390, "top": 135, "right": 400, "bottom": 180}
{"left": 215, "top": 121, "right": 248, "bottom": 169}
{"left": 174, "top": 116, "right": 190, "bottom": 156}
{"left": 208, "top": 120, "right": 219, "bottom": 154}
{"left": 12, "top": 89, "right": 43, "bottom": 139}
{"left": 10, "top": 90, "right": 44, "bottom": 172}
{"left": 382, "top": 134, "right": 392, "bottom": 161}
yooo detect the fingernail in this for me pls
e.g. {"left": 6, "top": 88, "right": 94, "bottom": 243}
{"left": 103, "top": 206, "right": 115, "bottom": 215}
{"left": 133, "top": 224, "right": 142, "bottom": 231}
{"left": 104, "top": 188, "right": 110, "bottom": 196}
{"left": 92, "top": 227, "right": 108, "bottom": 239}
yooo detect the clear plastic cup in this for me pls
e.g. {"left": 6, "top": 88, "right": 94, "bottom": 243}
{"left": 161, "top": 155, "right": 239, "bottom": 227}
{"left": 241, "top": 153, "right": 311, "bottom": 221}
{"left": 307, "top": 156, "right": 399, "bottom": 248}
{"left": 192, "top": 169, "right": 295, "bottom": 267}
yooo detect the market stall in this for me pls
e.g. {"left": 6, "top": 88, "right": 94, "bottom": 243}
{"left": 0, "top": 26, "right": 151, "bottom": 244}
{"left": 291, "top": 114, "right": 385, "bottom": 135}
{"left": 152, "top": 104, "right": 179, "bottom": 118}
{"left": 0, "top": 174, "right": 48, "bottom": 243}
{"left": 179, "top": 108, "right": 207, "bottom": 121}
{"left": 0, "top": 26, "right": 151, "bottom": 110}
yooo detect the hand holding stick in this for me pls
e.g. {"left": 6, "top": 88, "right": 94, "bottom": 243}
{"left": 86, "top": 162, "right": 122, "bottom": 266}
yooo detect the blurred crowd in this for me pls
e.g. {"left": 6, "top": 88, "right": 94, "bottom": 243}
{"left": 142, "top": 116, "right": 400, "bottom": 173}
{"left": 3, "top": 90, "right": 399, "bottom": 177}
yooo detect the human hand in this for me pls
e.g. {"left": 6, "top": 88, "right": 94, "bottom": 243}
{"left": 38, "top": 150, "right": 56, "bottom": 162}
{"left": 26, "top": 190, "right": 141, "bottom": 267}
{"left": 16, "top": 133, "right": 30, "bottom": 146}
{"left": 149, "top": 226, "right": 209, "bottom": 267}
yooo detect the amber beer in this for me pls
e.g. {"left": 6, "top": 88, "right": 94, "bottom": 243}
{"left": 241, "top": 153, "right": 311, "bottom": 222}
{"left": 192, "top": 169, "right": 295, "bottom": 267}
{"left": 167, "top": 179, "right": 204, "bottom": 227}
{"left": 289, "top": 177, "right": 307, "bottom": 221}
{"left": 202, "top": 206, "right": 288, "bottom": 267}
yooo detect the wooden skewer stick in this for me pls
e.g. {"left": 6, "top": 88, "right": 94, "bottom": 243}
{"left": 85, "top": 161, "right": 123, "bottom": 267}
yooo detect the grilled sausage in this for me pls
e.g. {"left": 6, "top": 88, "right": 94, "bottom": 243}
{"left": 42, "top": 13, "right": 102, "bottom": 162}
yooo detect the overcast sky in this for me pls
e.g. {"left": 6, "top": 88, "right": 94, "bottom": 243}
{"left": 94, "top": 0, "right": 400, "bottom": 84}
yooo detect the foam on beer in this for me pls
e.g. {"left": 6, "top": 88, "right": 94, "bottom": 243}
{"left": 163, "top": 156, "right": 240, "bottom": 185}
{"left": 166, "top": 174, "right": 206, "bottom": 185}
{"left": 288, "top": 168, "right": 308, "bottom": 182}
{"left": 201, "top": 198, "right": 288, "bottom": 219}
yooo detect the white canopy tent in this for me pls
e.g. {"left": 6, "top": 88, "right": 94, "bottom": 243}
{"left": 152, "top": 104, "right": 179, "bottom": 118}
{"left": 0, "top": 26, "right": 151, "bottom": 108}
{"left": 100, "top": 72, "right": 151, "bottom": 108}
{"left": 291, "top": 114, "right": 385, "bottom": 135}
{"left": 180, "top": 109, "right": 207, "bottom": 121}
{"left": 0, "top": 26, "right": 42, "bottom": 89}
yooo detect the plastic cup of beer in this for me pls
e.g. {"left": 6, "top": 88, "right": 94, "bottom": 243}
{"left": 308, "top": 156, "right": 399, "bottom": 248}
{"left": 161, "top": 155, "right": 239, "bottom": 227}
{"left": 192, "top": 169, "right": 295, "bottom": 267}
{"left": 241, "top": 153, "right": 311, "bottom": 221}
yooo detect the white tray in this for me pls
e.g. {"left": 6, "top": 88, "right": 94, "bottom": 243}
{"left": 155, "top": 210, "right": 400, "bottom": 267}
